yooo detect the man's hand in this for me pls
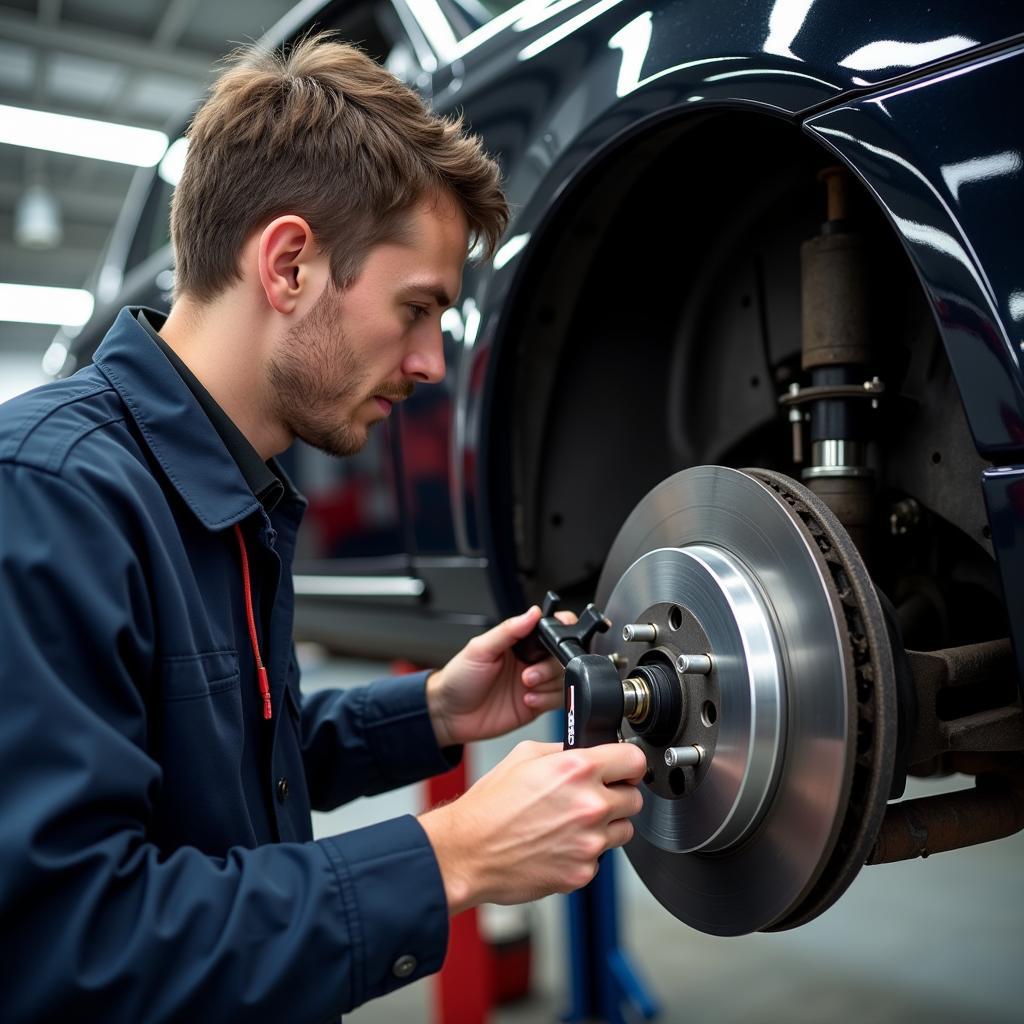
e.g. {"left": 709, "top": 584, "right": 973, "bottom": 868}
{"left": 418, "top": 740, "right": 647, "bottom": 914}
{"left": 426, "top": 606, "right": 576, "bottom": 748}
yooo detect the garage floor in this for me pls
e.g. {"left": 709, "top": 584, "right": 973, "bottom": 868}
{"left": 304, "top": 655, "right": 1024, "bottom": 1024}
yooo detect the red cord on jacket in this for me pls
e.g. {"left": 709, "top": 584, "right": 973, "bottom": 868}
{"left": 233, "top": 523, "right": 272, "bottom": 720}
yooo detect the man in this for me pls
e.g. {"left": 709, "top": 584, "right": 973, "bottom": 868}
{"left": 0, "top": 33, "right": 645, "bottom": 1022}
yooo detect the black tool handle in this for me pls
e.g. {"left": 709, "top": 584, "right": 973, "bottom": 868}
{"left": 563, "top": 654, "right": 626, "bottom": 749}
{"left": 511, "top": 590, "right": 622, "bottom": 748}
{"left": 513, "top": 591, "right": 611, "bottom": 666}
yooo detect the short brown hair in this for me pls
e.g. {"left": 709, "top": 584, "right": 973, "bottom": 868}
{"left": 171, "top": 32, "right": 508, "bottom": 302}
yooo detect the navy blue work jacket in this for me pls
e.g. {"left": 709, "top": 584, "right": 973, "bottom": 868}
{"left": 0, "top": 307, "right": 455, "bottom": 1022}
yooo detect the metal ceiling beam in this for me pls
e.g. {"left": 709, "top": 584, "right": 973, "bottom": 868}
{"left": 0, "top": 9, "right": 216, "bottom": 81}
{"left": 153, "top": 0, "right": 204, "bottom": 49}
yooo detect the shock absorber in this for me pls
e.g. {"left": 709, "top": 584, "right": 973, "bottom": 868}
{"left": 781, "top": 166, "right": 883, "bottom": 558}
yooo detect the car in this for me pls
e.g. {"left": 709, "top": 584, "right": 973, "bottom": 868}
{"left": 55, "top": 0, "right": 1024, "bottom": 936}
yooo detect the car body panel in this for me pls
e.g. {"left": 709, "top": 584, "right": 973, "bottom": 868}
{"left": 58, "top": 0, "right": 1024, "bottom": 672}
{"left": 804, "top": 45, "right": 1024, "bottom": 458}
{"left": 422, "top": 3, "right": 1024, "bottom": 673}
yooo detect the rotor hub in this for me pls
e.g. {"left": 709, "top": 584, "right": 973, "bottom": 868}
{"left": 610, "top": 546, "right": 785, "bottom": 853}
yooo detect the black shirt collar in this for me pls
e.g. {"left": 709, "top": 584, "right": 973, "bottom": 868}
{"left": 136, "top": 309, "right": 287, "bottom": 513}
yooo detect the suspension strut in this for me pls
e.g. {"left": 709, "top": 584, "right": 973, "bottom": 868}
{"left": 780, "top": 166, "right": 883, "bottom": 558}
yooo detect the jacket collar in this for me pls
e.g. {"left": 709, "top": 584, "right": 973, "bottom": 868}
{"left": 93, "top": 306, "right": 263, "bottom": 532}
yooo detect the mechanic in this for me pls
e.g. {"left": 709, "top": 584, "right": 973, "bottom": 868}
{"left": 0, "top": 33, "right": 646, "bottom": 1023}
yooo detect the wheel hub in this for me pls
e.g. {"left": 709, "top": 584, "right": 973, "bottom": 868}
{"left": 609, "top": 545, "right": 785, "bottom": 853}
{"left": 593, "top": 466, "right": 896, "bottom": 935}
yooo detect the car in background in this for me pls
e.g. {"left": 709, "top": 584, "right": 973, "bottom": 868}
{"left": 56, "top": 0, "right": 1024, "bottom": 935}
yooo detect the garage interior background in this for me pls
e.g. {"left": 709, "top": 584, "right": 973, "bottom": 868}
{"left": 0, "top": 1, "right": 1022, "bottom": 1021}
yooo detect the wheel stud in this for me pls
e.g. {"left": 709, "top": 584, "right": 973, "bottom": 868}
{"left": 675, "top": 653, "right": 712, "bottom": 675}
{"left": 664, "top": 745, "right": 704, "bottom": 768}
{"left": 622, "top": 623, "right": 658, "bottom": 643}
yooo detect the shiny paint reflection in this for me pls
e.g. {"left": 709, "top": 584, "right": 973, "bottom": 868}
{"left": 838, "top": 35, "right": 978, "bottom": 72}
{"left": 763, "top": 0, "right": 816, "bottom": 60}
{"left": 518, "top": 0, "right": 627, "bottom": 60}
{"left": 608, "top": 12, "right": 741, "bottom": 99}
{"left": 940, "top": 151, "right": 1022, "bottom": 202}
{"left": 806, "top": 44, "right": 1024, "bottom": 453}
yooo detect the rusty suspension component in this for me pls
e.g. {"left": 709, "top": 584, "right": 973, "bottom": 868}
{"left": 784, "top": 166, "right": 882, "bottom": 558}
{"left": 869, "top": 756, "right": 1024, "bottom": 864}
{"left": 905, "top": 639, "right": 1024, "bottom": 766}
{"left": 868, "top": 641, "right": 1024, "bottom": 864}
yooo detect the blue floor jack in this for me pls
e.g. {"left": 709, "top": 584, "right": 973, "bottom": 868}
{"left": 519, "top": 592, "right": 661, "bottom": 1023}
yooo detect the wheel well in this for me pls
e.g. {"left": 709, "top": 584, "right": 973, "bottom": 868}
{"left": 486, "top": 109, "right": 1004, "bottom": 647}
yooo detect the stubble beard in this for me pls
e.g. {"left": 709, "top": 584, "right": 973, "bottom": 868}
{"left": 268, "top": 285, "right": 370, "bottom": 458}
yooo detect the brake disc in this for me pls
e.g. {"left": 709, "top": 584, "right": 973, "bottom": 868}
{"left": 593, "top": 466, "right": 896, "bottom": 935}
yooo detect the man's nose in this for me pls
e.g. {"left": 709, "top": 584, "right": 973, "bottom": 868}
{"left": 403, "top": 325, "right": 447, "bottom": 385}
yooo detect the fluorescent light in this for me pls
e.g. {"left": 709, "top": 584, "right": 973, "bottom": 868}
{"left": 41, "top": 340, "right": 69, "bottom": 377}
{"left": 15, "top": 185, "right": 61, "bottom": 248}
{"left": 0, "top": 103, "right": 167, "bottom": 167}
{"left": 158, "top": 137, "right": 189, "bottom": 186}
{"left": 0, "top": 283, "right": 94, "bottom": 326}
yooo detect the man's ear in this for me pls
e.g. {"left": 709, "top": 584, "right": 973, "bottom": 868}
{"left": 256, "top": 215, "right": 328, "bottom": 314}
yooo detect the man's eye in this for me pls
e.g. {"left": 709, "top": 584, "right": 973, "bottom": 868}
{"left": 408, "top": 305, "right": 430, "bottom": 320}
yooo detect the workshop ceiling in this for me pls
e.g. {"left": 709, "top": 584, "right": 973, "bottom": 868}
{"left": 0, "top": 0, "right": 297, "bottom": 357}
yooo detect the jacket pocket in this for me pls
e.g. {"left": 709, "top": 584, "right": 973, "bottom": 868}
{"left": 159, "top": 649, "right": 240, "bottom": 701}
{"left": 151, "top": 649, "right": 248, "bottom": 851}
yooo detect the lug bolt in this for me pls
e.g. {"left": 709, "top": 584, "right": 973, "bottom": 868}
{"left": 664, "top": 745, "right": 704, "bottom": 768}
{"left": 622, "top": 623, "right": 657, "bottom": 643}
{"left": 675, "top": 653, "right": 712, "bottom": 675}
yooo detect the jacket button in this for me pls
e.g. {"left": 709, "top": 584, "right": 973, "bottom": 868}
{"left": 392, "top": 954, "right": 417, "bottom": 979}
{"left": 276, "top": 777, "right": 290, "bottom": 803}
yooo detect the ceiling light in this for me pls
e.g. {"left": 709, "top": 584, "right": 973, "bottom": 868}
{"left": 158, "top": 137, "right": 189, "bottom": 186}
{"left": 0, "top": 283, "right": 94, "bottom": 326}
{"left": 15, "top": 185, "right": 62, "bottom": 249}
{"left": 0, "top": 103, "right": 167, "bottom": 167}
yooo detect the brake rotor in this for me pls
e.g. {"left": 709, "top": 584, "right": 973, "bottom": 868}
{"left": 593, "top": 466, "right": 896, "bottom": 935}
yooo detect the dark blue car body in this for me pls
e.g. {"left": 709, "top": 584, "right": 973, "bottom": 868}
{"left": 59, "top": 0, "right": 1024, "bottom": 696}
